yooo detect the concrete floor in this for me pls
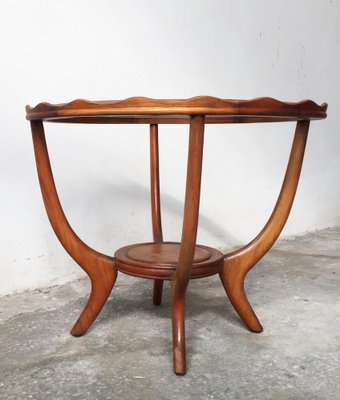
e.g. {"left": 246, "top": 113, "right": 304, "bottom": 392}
{"left": 0, "top": 227, "right": 339, "bottom": 400}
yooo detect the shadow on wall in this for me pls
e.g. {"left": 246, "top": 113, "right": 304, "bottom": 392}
{"left": 63, "top": 176, "right": 241, "bottom": 254}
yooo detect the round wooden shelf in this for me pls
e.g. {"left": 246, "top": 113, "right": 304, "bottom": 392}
{"left": 114, "top": 242, "right": 224, "bottom": 280}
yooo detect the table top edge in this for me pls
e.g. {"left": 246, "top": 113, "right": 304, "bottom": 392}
{"left": 25, "top": 96, "right": 328, "bottom": 121}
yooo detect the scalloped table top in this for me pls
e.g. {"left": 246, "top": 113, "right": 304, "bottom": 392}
{"left": 26, "top": 96, "right": 327, "bottom": 124}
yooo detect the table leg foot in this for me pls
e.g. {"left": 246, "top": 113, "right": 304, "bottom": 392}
{"left": 171, "top": 281, "right": 187, "bottom": 375}
{"left": 219, "top": 266, "right": 263, "bottom": 333}
{"left": 71, "top": 264, "right": 117, "bottom": 336}
{"left": 153, "top": 279, "right": 164, "bottom": 305}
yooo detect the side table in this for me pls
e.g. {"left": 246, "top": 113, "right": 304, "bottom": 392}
{"left": 26, "top": 97, "right": 327, "bottom": 375}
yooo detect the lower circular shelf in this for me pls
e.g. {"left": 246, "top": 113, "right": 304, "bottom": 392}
{"left": 114, "top": 242, "right": 224, "bottom": 280}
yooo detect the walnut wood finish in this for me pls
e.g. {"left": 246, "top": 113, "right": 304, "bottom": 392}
{"left": 150, "top": 124, "right": 164, "bottom": 305}
{"left": 115, "top": 242, "right": 223, "bottom": 279}
{"left": 27, "top": 97, "right": 327, "bottom": 375}
{"left": 28, "top": 115, "right": 325, "bottom": 125}
{"left": 171, "top": 115, "right": 205, "bottom": 375}
{"left": 30, "top": 121, "right": 117, "bottom": 336}
{"left": 26, "top": 97, "right": 327, "bottom": 122}
{"left": 220, "top": 120, "right": 310, "bottom": 333}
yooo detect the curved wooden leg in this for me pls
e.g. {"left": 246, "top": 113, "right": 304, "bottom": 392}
{"left": 31, "top": 121, "right": 117, "bottom": 336}
{"left": 150, "top": 124, "right": 165, "bottom": 305}
{"left": 71, "top": 265, "right": 117, "bottom": 336}
{"left": 220, "top": 260, "right": 263, "bottom": 333}
{"left": 220, "top": 121, "right": 310, "bottom": 332}
{"left": 172, "top": 115, "right": 205, "bottom": 375}
{"left": 152, "top": 280, "right": 164, "bottom": 305}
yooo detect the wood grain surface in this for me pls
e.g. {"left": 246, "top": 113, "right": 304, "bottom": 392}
{"left": 28, "top": 96, "right": 327, "bottom": 375}
{"left": 26, "top": 96, "right": 327, "bottom": 122}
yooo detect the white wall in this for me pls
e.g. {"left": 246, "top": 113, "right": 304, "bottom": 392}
{"left": 0, "top": 0, "right": 339, "bottom": 296}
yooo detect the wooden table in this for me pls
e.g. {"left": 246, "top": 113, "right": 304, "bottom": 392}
{"left": 26, "top": 97, "right": 327, "bottom": 375}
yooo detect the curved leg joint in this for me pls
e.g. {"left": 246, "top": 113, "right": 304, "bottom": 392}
{"left": 71, "top": 262, "right": 117, "bottom": 336}
{"left": 220, "top": 260, "right": 263, "bottom": 333}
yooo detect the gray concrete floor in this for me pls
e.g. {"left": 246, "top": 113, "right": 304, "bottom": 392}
{"left": 0, "top": 227, "right": 339, "bottom": 400}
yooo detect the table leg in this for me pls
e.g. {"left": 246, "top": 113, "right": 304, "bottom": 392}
{"left": 150, "top": 124, "right": 165, "bottom": 305}
{"left": 220, "top": 120, "right": 310, "bottom": 332}
{"left": 153, "top": 280, "right": 164, "bottom": 305}
{"left": 30, "top": 121, "right": 117, "bottom": 336}
{"left": 171, "top": 115, "right": 205, "bottom": 375}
